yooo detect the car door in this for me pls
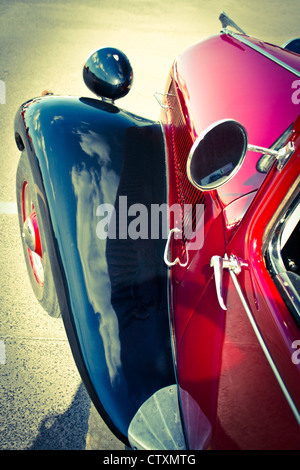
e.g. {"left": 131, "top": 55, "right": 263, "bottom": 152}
{"left": 212, "top": 126, "right": 300, "bottom": 449}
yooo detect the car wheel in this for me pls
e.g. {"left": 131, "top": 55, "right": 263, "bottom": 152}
{"left": 16, "top": 154, "right": 61, "bottom": 318}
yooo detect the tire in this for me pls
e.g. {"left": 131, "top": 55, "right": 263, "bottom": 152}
{"left": 16, "top": 153, "right": 61, "bottom": 318}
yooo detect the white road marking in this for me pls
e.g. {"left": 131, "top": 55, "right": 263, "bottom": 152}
{"left": 0, "top": 202, "right": 17, "bottom": 214}
{"left": 0, "top": 80, "right": 5, "bottom": 104}
{"left": 0, "top": 340, "right": 6, "bottom": 364}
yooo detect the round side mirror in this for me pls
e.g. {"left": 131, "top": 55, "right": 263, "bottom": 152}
{"left": 83, "top": 47, "right": 133, "bottom": 101}
{"left": 187, "top": 119, "right": 248, "bottom": 191}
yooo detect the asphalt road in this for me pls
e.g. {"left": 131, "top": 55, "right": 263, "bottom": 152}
{"left": 0, "top": 0, "right": 299, "bottom": 451}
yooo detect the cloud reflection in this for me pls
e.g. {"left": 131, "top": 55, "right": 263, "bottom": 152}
{"left": 71, "top": 130, "right": 121, "bottom": 387}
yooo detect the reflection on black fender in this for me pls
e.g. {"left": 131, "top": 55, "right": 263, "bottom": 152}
{"left": 14, "top": 95, "right": 175, "bottom": 444}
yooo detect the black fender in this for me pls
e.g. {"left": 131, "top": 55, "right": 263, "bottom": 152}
{"left": 14, "top": 95, "right": 175, "bottom": 445}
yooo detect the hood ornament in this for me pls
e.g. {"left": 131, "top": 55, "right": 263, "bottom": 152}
{"left": 219, "top": 11, "right": 247, "bottom": 35}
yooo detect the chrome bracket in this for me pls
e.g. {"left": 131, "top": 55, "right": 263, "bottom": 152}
{"left": 276, "top": 142, "right": 295, "bottom": 170}
{"left": 210, "top": 254, "right": 248, "bottom": 310}
{"left": 248, "top": 141, "right": 295, "bottom": 171}
{"left": 153, "top": 91, "right": 175, "bottom": 110}
{"left": 164, "top": 228, "right": 189, "bottom": 268}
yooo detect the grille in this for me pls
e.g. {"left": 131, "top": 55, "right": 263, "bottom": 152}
{"left": 166, "top": 81, "right": 206, "bottom": 250}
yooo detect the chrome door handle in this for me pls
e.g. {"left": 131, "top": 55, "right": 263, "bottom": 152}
{"left": 164, "top": 228, "right": 189, "bottom": 268}
{"left": 210, "top": 255, "right": 227, "bottom": 310}
{"left": 210, "top": 254, "right": 248, "bottom": 310}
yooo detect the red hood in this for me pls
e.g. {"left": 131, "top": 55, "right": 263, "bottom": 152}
{"left": 173, "top": 33, "right": 300, "bottom": 207}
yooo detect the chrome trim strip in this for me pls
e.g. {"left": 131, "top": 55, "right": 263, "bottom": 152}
{"left": 229, "top": 267, "right": 300, "bottom": 426}
{"left": 274, "top": 272, "right": 300, "bottom": 320}
{"left": 268, "top": 195, "right": 300, "bottom": 274}
{"left": 227, "top": 31, "right": 300, "bottom": 78}
{"left": 281, "top": 202, "right": 300, "bottom": 248}
{"left": 266, "top": 194, "right": 300, "bottom": 326}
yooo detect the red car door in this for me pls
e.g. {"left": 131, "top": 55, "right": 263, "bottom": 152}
{"left": 212, "top": 123, "right": 300, "bottom": 449}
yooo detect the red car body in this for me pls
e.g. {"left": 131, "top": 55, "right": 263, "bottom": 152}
{"left": 161, "top": 32, "right": 300, "bottom": 449}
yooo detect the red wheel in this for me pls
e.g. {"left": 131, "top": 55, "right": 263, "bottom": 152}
{"left": 16, "top": 154, "right": 60, "bottom": 318}
{"left": 21, "top": 181, "right": 44, "bottom": 286}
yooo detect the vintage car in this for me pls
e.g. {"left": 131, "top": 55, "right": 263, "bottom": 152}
{"left": 14, "top": 12, "right": 300, "bottom": 450}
